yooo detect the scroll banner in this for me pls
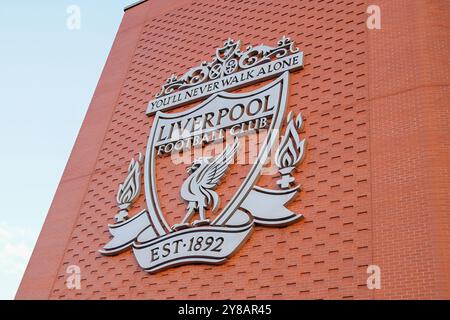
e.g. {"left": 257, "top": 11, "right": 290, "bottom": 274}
{"left": 100, "top": 186, "right": 302, "bottom": 272}
{"left": 133, "top": 223, "right": 253, "bottom": 273}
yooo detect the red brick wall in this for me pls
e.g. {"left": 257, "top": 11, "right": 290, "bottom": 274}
{"left": 16, "top": 0, "right": 450, "bottom": 299}
{"left": 368, "top": 0, "right": 450, "bottom": 299}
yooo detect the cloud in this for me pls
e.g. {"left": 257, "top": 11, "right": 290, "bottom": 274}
{"left": 0, "top": 243, "right": 32, "bottom": 274}
{"left": 0, "top": 226, "right": 12, "bottom": 240}
{"left": 0, "top": 223, "right": 37, "bottom": 299}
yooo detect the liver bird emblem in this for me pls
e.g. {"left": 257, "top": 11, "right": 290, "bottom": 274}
{"left": 173, "top": 139, "right": 240, "bottom": 230}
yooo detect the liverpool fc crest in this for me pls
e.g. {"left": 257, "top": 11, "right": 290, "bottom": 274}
{"left": 100, "top": 37, "right": 307, "bottom": 273}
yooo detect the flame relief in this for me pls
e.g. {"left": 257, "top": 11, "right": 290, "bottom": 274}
{"left": 275, "top": 112, "right": 306, "bottom": 189}
{"left": 115, "top": 153, "right": 144, "bottom": 223}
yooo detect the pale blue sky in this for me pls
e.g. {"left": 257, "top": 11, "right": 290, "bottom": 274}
{"left": 0, "top": 1, "right": 132, "bottom": 299}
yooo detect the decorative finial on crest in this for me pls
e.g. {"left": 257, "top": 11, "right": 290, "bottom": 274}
{"left": 115, "top": 153, "right": 144, "bottom": 223}
{"left": 224, "top": 38, "right": 235, "bottom": 46}
{"left": 275, "top": 113, "right": 306, "bottom": 189}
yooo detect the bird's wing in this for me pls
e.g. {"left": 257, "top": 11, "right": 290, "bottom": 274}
{"left": 197, "top": 139, "right": 240, "bottom": 191}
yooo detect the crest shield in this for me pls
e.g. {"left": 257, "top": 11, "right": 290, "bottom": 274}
{"left": 145, "top": 72, "right": 289, "bottom": 233}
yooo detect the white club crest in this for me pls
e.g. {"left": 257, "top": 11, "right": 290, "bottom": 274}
{"left": 100, "top": 37, "right": 307, "bottom": 274}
